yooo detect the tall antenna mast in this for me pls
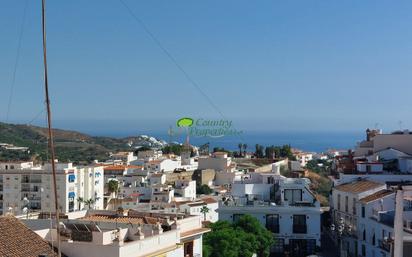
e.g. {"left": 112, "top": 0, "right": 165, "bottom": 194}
{"left": 41, "top": 1, "right": 62, "bottom": 256}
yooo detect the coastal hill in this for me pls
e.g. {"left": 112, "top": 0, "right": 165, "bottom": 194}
{"left": 0, "top": 122, "right": 166, "bottom": 164}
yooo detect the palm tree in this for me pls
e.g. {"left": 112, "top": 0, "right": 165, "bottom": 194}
{"left": 84, "top": 198, "right": 95, "bottom": 210}
{"left": 242, "top": 144, "right": 248, "bottom": 157}
{"left": 77, "top": 197, "right": 84, "bottom": 210}
{"left": 108, "top": 180, "right": 120, "bottom": 198}
{"left": 238, "top": 143, "right": 243, "bottom": 157}
{"left": 200, "top": 205, "right": 210, "bottom": 221}
{"left": 108, "top": 180, "right": 121, "bottom": 211}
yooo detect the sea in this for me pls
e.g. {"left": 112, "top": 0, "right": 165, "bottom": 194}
{"left": 106, "top": 130, "right": 365, "bottom": 153}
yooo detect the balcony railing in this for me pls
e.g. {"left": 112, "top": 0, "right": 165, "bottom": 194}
{"left": 378, "top": 239, "right": 392, "bottom": 252}
{"left": 293, "top": 224, "right": 307, "bottom": 234}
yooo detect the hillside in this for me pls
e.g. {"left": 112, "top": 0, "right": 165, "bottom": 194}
{"left": 0, "top": 122, "right": 166, "bottom": 164}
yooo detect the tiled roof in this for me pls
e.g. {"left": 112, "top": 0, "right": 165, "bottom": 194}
{"left": 0, "top": 215, "right": 57, "bottom": 257}
{"left": 81, "top": 215, "right": 144, "bottom": 224}
{"left": 334, "top": 180, "right": 384, "bottom": 193}
{"left": 104, "top": 165, "right": 143, "bottom": 171}
{"left": 202, "top": 197, "right": 218, "bottom": 204}
{"left": 359, "top": 190, "right": 394, "bottom": 203}
{"left": 180, "top": 228, "right": 211, "bottom": 239}
{"left": 187, "top": 202, "right": 205, "bottom": 207}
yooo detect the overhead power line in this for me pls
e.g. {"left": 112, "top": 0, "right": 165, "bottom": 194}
{"left": 6, "top": 0, "right": 29, "bottom": 122}
{"left": 118, "top": 0, "right": 227, "bottom": 120}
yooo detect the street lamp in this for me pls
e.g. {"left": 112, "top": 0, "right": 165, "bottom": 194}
{"left": 330, "top": 217, "right": 351, "bottom": 257}
{"left": 22, "top": 197, "right": 30, "bottom": 219}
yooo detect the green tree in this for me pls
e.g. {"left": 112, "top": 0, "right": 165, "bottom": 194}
{"left": 255, "top": 144, "right": 264, "bottom": 158}
{"left": 84, "top": 198, "right": 95, "bottom": 209}
{"left": 200, "top": 205, "right": 210, "bottom": 221}
{"left": 242, "top": 144, "right": 247, "bottom": 156}
{"left": 107, "top": 180, "right": 120, "bottom": 198}
{"left": 77, "top": 197, "right": 84, "bottom": 210}
{"left": 162, "top": 144, "right": 184, "bottom": 155}
{"left": 238, "top": 143, "right": 243, "bottom": 157}
{"left": 197, "top": 184, "right": 214, "bottom": 195}
{"left": 234, "top": 215, "right": 274, "bottom": 257}
{"left": 203, "top": 215, "right": 274, "bottom": 257}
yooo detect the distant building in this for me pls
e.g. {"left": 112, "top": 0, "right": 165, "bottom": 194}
{"left": 109, "top": 152, "right": 137, "bottom": 165}
{"left": 0, "top": 162, "right": 104, "bottom": 215}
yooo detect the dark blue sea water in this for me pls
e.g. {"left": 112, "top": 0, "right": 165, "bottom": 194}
{"left": 144, "top": 131, "right": 364, "bottom": 153}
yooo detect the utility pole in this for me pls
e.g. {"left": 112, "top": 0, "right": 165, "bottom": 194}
{"left": 41, "top": 0, "right": 61, "bottom": 256}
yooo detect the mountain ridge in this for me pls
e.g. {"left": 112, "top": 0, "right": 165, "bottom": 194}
{"left": 0, "top": 122, "right": 167, "bottom": 164}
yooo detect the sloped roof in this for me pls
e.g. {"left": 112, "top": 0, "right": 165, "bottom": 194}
{"left": 359, "top": 190, "right": 394, "bottom": 203}
{"left": 0, "top": 215, "right": 57, "bottom": 257}
{"left": 202, "top": 197, "right": 218, "bottom": 204}
{"left": 334, "top": 180, "right": 384, "bottom": 194}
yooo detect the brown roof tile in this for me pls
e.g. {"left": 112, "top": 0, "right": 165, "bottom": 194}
{"left": 335, "top": 180, "right": 384, "bottom": 194}
{"left": 359, "top": 190, "right": 394, "bottom": 203}
{"left": 0, "top": 216, "right": 57, "bottom": 257}
{"left": 201, "top": 197, "right": 218, "bottom": 204}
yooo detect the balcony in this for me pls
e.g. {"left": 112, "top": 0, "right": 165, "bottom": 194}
{"left": 378, "top": 239, "right": 392, "bottom": 252}
{"left": 293, "top": 224, "right": 307, "bottom": 234}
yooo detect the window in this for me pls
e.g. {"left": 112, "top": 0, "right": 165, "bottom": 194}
{"left": 345, "top": 196, "right": 348, "bottom": 212}
{"left": 266, "top": 214, "right": 279, "bottom": 233}
{"left": 293, "top": 215, "right": 307, "bottom": 234}
{"left": 353, "top": 198, "right": 356, "bottom": 214}
{"left": 337, "top": 194, "right": 341, "bottom": 210}
{"left": 68, "top": 175, "right": 75, "bottom": 183}
{"left": 361, "top": 206, "right": 365, "bottom": 218}
{"left": 284, "top": 189, "right": 302, "bottom": 205}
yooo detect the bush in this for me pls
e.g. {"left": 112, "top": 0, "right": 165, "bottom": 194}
{"left": 203, "top": 215, "right": 274, "bottom": 257}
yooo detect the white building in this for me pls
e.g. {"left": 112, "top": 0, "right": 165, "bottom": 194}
{"left": 109, "top": 152, "right": 137, "bottom": 165}
{"left": 174, "top": 197, "right": 219, "bottom": 223}
{"left": 174, "top": 180, "right": 196, "bottom": 200}
{"left": 136, "top": 149, "right": 163, "bottom": 161}
{"left": 0, "top": 162, "right": 104, "bottom": 215}
{"left": 217, "top": 173, "right": 322, "bottom": 256}
{"left": 331, "top": 179, "right": 412, "bottom": 257}
{"left": 145, "top": 159, "right": 181, "bottom": 173}
{"left": 198, "top": 152, "right": 235, "bottom": 172}
{"left": 25, "top": 209, "right": 210, "bottom": 257}
{"left": 295, "top": 152, "right": 313, "bottom": 167}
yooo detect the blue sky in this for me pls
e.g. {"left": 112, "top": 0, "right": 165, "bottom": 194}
{"left": 1, "top": 1, "right": 412, "bottom": 135}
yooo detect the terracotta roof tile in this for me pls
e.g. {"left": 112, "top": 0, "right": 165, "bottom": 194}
{"left": 202, "top": 197, "right": 218, "bottom": 204}
{"left": 359, "top": 190, "right": 394, "bottom": 203}
{"left": 0, "top": 216, "right": 57, "bottom": 257}
{"left": 334, "top": 180, "right": 384, "bottom": 194}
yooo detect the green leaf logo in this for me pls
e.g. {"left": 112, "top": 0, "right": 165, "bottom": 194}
{"left": 177, "top": 117, "right": 194, "bottom": 127}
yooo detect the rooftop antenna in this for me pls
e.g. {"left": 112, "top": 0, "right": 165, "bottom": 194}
{"left": 399, "top": 120, "right": 403, "bottom": 130}
{"left": 167, "top": 125, "right": 174, "bottom": 144}
{"left": 41, "top": 0, "right": 62, "bottom": 256}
